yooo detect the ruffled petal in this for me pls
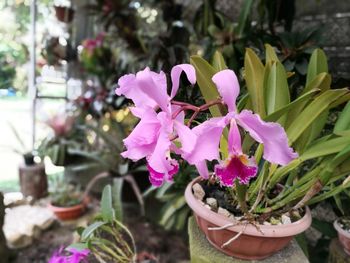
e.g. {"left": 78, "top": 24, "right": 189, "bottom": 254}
{"left": 116, "top": 73, "right": 158, "bottom": 110}
{"left": 137, "top": 67, "right": 169, "bottom": 112}
{"left": 170, "top": 64, "right": 196, "bottom": 99}
{"left": 183, "top": 117, "right": 226, "bottom": 164}
{"left": 236, "top": 110, "right": 298, "bottom": 165}
{"left": 148, "top": 160, "right": 179, "bottom": 187}
{"left": 121, "top": 109, "right": 160, "bottom": 161}
{"left": 215, "top": 154, "right": 257, "bottom": 186}
{"left": 212, "top": 69, "right": 240, "bottom": 112}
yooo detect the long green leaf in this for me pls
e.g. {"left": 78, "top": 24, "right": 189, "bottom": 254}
{"left": 190, "top": 55, "right": 221, "bottom": 117}
{"left": 235, "top": 0, "right": 254, "bottom": 38}
{"left": 287, "top": 89, "right": 349, "bottom": 143}
{"left": 301, "top": 136, "right": 350, "bottom": 161}
{"left": 212, "top": 51, "right": 227, "bottom": 71}
{"left": 112, "top": 178, "right": 124, "bottom": 221}
{"left": 244, "top": 48, "right": 266, "bottom": 116}
{"left": 265, "top": 44, "right": 279, "bottom": 63}
{"left": 101, "top": 185, "right": 115, "bottom": 222}
{"left": 306, "top": 49, "right": 328, "bottom": 85}
{"left": 334, "top": 101, "right": 350, "bottom": 135}
{"left": 264, "top": 61, "right": 290, "bottom": 118}
{"left": 81, "top": 221, "right": 106, "bottom": 240}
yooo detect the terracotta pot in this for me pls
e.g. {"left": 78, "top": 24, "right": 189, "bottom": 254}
{"left": 49, "top": 202, "right": 85, "bottom": 221}
{"left": 185, "top": 177, "right": 312, "bottom": 260}
{"left": 334, "top": 219, "right": 350, "bottom": 255}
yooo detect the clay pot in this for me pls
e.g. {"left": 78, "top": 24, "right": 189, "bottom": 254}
{"left": 185, "top": 177, "right": 312, "bottom": 260}
{"left": 48, "top": 202, "right": 85, "bottom": 221}
{"left": 334, "top": 219, "right": 350, "bottom": 255}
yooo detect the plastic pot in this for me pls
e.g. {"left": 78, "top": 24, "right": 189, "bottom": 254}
{"left": 334, "top": 218, "right": 350, "bottom": 256}
{"left": 185, "top": 177, "right": 312, "bottom": 260}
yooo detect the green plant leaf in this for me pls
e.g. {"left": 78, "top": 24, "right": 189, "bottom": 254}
{"left": 112, "top": 178, "right": 124, "bottom": 222}
{"left": 264, "top": 89, "right": 319, "bottom": 122}
{"left": 287, "top": 89, "right": 349, "bottom": 143}
{"left": 235, "top": 0, "right": 254, "bottom": 38}
{"left": 66, "top": 243, "right": 89, "bottom": 251}
{"left": 101, "top": 185, "right": 115, "bottom": 222}
{"left": 265, "top": 44, "right": 279, "bottom": 63}
{"left": 81, "top": 221, "right": 106, "bottom": 240}
{"left": 244, "top": 48, "right": 266, "bottom": 116}
{"left": 212, "top": 51, "right": 227, "bottom": 71}
{"left": 334, "top": 101, "right": 350, "bottom": 135}
{"left": 264, "top": 61, "right": 290, "bottom": 119}
{"left": 301, "top": 136, "right": 350, "bottom": 161}
{"left": 306, "top": 49, "right": 328, "bottom": 85}
{"left": 190, "top": 55, "right": 221, "bottom": 117}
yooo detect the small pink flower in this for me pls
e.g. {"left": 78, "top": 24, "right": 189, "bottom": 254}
{"left": 46, "top": 113, "right": 75, "bottom": 137}
{"left": 49, "top": 247, "right": 89, "bottom": 263}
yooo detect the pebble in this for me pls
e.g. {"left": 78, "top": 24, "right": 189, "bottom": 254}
{"left": 217, "top": 207, "right": 232, "bottom": 218}
{"left": 263, "top": 221, "right": 272, "bottom": 226}
{"left": 205, "top": 198, "right": 218, "bottom": 210}
{"left": 193, "top": 183, "right": 205, "bottom": 201}
{"left": 282, "top": 214, "right": 292, "bottom": 224}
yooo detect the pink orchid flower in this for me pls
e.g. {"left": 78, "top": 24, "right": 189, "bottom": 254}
{"left": 115, "top": 64, "right": 197, "bottom": 186}
{"left": 183, "top": 69, "right": 298, "bottom": 186}
{"left": 49, "top": 247, "right": 90, "bottom": 263}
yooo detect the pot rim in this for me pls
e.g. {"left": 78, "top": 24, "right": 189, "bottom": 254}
{"left": 48, "top": 202, "right": 85, "bottom": 212}
{"left": 185, "top": 176, "right": 312, "bottom": 238}
{"left": 334, "top": 219, "right": 350, "bottom": 239}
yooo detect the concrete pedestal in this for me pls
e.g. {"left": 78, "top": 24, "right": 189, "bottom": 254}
{"left": 188, "top": 217, "right": 309, "bottom": 263}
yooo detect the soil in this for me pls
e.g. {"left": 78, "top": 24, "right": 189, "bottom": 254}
{"left": 9, "top": 204, "right": 189, "bottom": 263}
{"left": 199, "top": 180, "right": 305, "bottom": 224}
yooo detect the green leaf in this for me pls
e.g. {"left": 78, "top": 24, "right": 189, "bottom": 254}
{"left": 190, "top": 55, "right": 221, "bottom": 117}
{"left": 66, "top": 243, "right": 89, "bottom": 251}
{"left": 301, "top": 136, "right": 350, "bottom": 161}
{"left": 265, "top": 44, "right": 279, "bottom": 63}
{"left": 81, "top": 221, "right": 106, "bottom": 240}
{"left": 287, "top": 89, "right": 349, "bottom": 143}
{"left": 101, "top": 185, "right": 115, "bottom": 222}
{"left": 334, "top": 101, "right": 350, "bottom": 135}
{"left": 264, "top": 89, "right": 319, "bottom": 122}
{"left": 264, "top": 61, "right": 290, "bottom": 118}
{"left": 306, "top": 49, "right": 328, "bottom": 86}
{"left": 302, "top": 72, "right": 331, "bottom": 95}
{"left": 159, "top": 196, "right": 186, "bottom": 226}
{"left": 235, "top": 0, "right": 254, "bottom": 38}
{"left": 212, "top": 51, "right": 227, "bottom": 71}
{"left": 244, "top": 48, "right": 266, "bottom": 116}
{"left": 112, "top": 178, "right": 124, "bottom": 222}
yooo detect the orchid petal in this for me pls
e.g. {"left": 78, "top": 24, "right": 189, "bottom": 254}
{"left": 148, "top": 161, "right": 178, "bottom": 187}
{"left": 121, "top": 109, "right": 160, "bottom": 161}
{"left": 137, "top": 68, "right": 169, "bottom": 111}
{"left": 183, "top": 117, "right": 226, "bottom": 164}
{"left": 195, "top": 161, "right": 209, "bottom": 179}
{"left": 228, "top": 119, "right": 242, "bottom": 155}
{"left": 116, "top": 73, "right": 158, "bottom": 110}
{"left": 215, "top": 154, "right": 257, "bottom": 186}
{"left": 170, "top": 64, "right": 196, "bottom": 99}
{"left": 174, "top": 120, "right": 197, "bottom": 154}
{"left": 212, "top": 69, "right": 240, "bottom": 112}
{"left": 236, "top": 110, "right": 298, "bottom": 165}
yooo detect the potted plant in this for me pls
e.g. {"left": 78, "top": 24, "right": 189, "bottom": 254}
{"left": 115, "top": 45, "right": 350, "bottom": 259}
{"left": 48, "top": 176, "right": 85, "bottom": 220}
{"left": 3, "top": 123, "right": 47, "bottom": 199}
{"left": 334, "top": 216, "right": 350, "bottom": 255}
